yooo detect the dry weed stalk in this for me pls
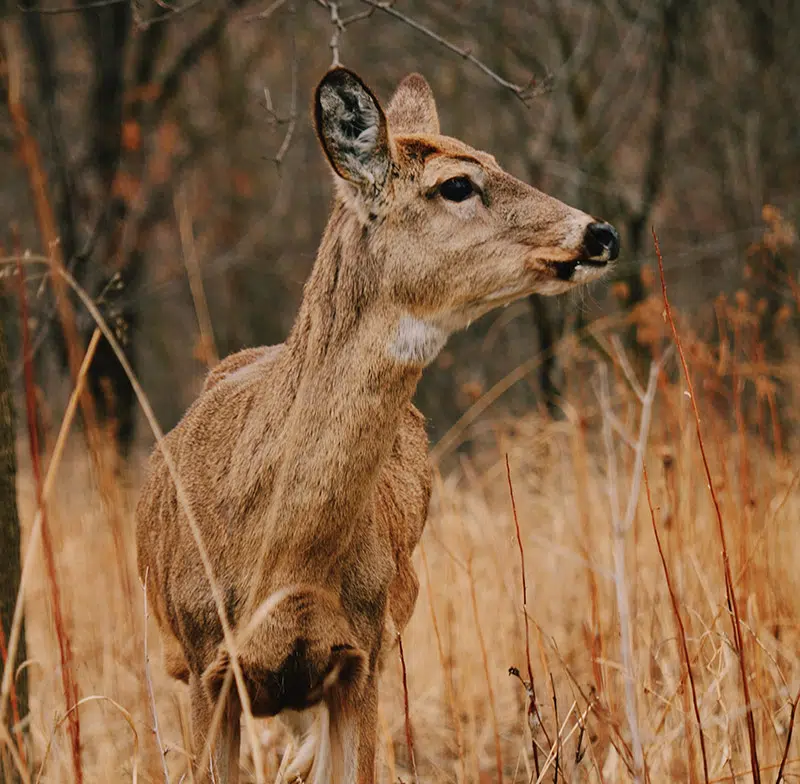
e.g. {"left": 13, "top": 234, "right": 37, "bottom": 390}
{"left": 34, "top": 695, "right": 139, "bottom": 784}
{"left": 0, "top": 719, "right": 29, "bottom": 784}
{"left": 398, "top": 634, "right": 419, "bottom": 784}
{"left": 505, "top": 454, "right": 544, "bottom": 779}
{"left": 430, "top": 312, "right": 624, "bottom": 462}
{"left": 775, "top": 686, "right": 800, "bottom": 784}
{"left": 0, "top": 324, "right": 100, "bottom": 783}
{"left": 550, "top": 674, "right": 561, "bottom": 784}
{"left": 466, "top": 556, "right": 503, "bottom": 783}
{"left": 0, "top": 289, "right": 27, "bottom": 772}
{"left": 420, "top": 544, "right": 466, "bottom": 783}
{"left": 0, "top": 258, "right": 265, "bottom": 781}
{"left": 175, "top": 186, "right": 219, "bottom": 369}
{"left": 653, "top": 228, "right": 762, "bottom": 783}
{"left": 596, "top": 354, "right": 662, "bottom": 784}
{"left": 644, "top": 468, "right": 710, "bottom": 782}
{"left": 568, "top": 404, "right": 606, "bottom": 699}
{"left": 0, "top": 624, "right": 26, "bottom": 774}
{"left": 16, "top": 258, "right": 83, "bottom": 783}
{"left": 142, "top": 570, "right": 170, "bottom": 783}
{"left": 2, "top": 225, "right": 798, "bottom": 781}
{"left": 55, "top": 266, "right": 268, "bottom": 782}
{"left": 534, "top": 700, "right": 593, "bottom": 784}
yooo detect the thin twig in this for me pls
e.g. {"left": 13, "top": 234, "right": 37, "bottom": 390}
{"left": 142, "top": 570, "right": 170, "bottom": 784}
{"left": 326, "top": 0, "right": 343, "bottom": 66}
{"left": 611, "top": 334, "right": 646, "bottom": 401}
{"left": 644, "top": 468, "right": 709, "bottom": 783}
{"left": 274, "top": 1, "right": 297, "bottom": 165}
{"left": 605, "top": 406, "right": 638, "bottom": 450}
{"left": 18, "top": 0, "right": 126, "bottom": 14}
{"left": 137, "top": 0, "right": 207, "bottom": 30}
{"left": 341, "top": 7, "right": 373, "bottom": 25}
{"left": 653, "top": 227, "right": 761, "bottom": 784}
{"left": 575, "top": 713, "right": 586, "bottom": 765}
{"left": 0, "top": 720, "right": 30, "bottom": 784}
{"left": 420, "top": 545, "right": 466, "bottom": 783}
{"left": 359, "top": 0, "right": 549, "bottom": 101}
{"left": 775, "top": 686, "right": 800, "bottom": 783}
{"left": 551, "top": 674, "right": 560, "bottom": 784}
{"left": 241, "top": 0, "right": 284, "bottom": 22}
{"left": 467, "top": 557, "right": 503, "bottom": 784}
{"left": 397, "top": 634, "right": 419, "bottom": 784}
{"left": 535, "top": 701, "right": 590, "bottom": 784}
{"left": 16, "top": 257, "right": 83, "bottom": 784}
{"left": 0, "top": 624, "right": 26, "bottom": 776}
{"left": 63, "top": 270, "right": 266, "bottom": 783}
{"left": 176, "top": 186, "right": 219, "bottom": 368}
{"left": 194, "top": 665, "right": 235, "bottom": 782}
{"left": 35, "top": 696, "right": 138, "bottom": 784}
{"left": 506, "top": 454, "right": 543, "bottom": 778}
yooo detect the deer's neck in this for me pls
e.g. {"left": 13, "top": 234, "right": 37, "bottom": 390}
{"left": 264, "top": 206, "right": 422, "bottom": 569}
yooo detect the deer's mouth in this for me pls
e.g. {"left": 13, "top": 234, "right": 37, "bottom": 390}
{"left": 551, "top": 255, "right": 612, "bottom": 282}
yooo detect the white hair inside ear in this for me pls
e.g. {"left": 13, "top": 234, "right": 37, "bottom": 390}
{"left": 315, "top": 69, "right": 392, "bottom": 192}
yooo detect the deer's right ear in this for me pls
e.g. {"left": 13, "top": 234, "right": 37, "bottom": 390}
{"left": 314, "top": 68, "right": 392, "bottom": 193}
{"left": 387, "top": 73, "right": 440, "bottom": 136}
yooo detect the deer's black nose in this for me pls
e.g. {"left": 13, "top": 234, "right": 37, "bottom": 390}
{"left": 583, "top": 222, "right": 620, "bottom": 263}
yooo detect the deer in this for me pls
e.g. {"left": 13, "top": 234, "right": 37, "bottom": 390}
{"left": 136, "top": 66, "right": 619, "bottom": 784}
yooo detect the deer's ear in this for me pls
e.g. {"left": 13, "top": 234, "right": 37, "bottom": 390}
{"left": 387, "top": 73, "right": 440, "bottom": 136}
{"left": 314, "top": 68, "right": 392, "bottom": 191}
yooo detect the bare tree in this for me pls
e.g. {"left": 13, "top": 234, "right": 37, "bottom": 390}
{"left": 11, "top": 0, "right": 249, "bottom": 455}
{"left": 2, "top": 0, "right": 799, "bottom": 447}
{"left": 0, "top": 309, "right": 26, "bottom": 784}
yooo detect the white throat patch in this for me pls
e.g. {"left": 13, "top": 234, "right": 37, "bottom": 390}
{"left": 388, "top": 315, "right": 449, "bottom": 366}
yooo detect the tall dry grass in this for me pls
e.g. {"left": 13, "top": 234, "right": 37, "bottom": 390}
{"left": 2, "top": 233, "right": 799, "bottom": 783}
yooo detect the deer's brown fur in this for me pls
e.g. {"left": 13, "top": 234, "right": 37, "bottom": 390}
{"left": 136, "top": 67, "right": 617, "bottom": 784}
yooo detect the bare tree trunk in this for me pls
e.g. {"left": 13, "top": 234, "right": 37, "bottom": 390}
{"left": 0, "top": 2, "right": 28, "bottom": 773}
{"left": 0, "top": 312, "right": 27, "bottom": 782}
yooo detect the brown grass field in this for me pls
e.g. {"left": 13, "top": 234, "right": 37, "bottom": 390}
{"left": 2, "top": 239, "right": 799, "bottom": 783}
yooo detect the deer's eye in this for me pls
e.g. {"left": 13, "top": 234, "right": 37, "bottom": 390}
{"left": 439, "top": 176, "right": 475, "bottom": 202}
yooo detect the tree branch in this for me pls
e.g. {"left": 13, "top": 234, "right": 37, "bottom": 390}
{"left": 18, "top": 0, "right": 126, "bottom": 15}
{"left": 358, "top": 0, "right": 550, "bottom": 101}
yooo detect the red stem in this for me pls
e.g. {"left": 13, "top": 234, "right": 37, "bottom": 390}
{"left": 653, "top": 228, "right": 760, "bottom": 784}
{"left": 644, "top": 468, "right": 709, "bottom": 783}
{"left": 398, "top": 634, "right": 419, "bottom": 784}
{"left": 16, "top": 259, "right": 82, "bottom": 783}
{"left": 506, "top": 454, "right": 547, "bottom": 776}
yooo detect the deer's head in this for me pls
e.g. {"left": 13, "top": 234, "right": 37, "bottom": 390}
{"left": 314, "top": 68, "right": 618, "bottom": 365}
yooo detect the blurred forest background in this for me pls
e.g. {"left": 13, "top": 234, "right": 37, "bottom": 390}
{"left": 3, "top": 2, "right": 800, "bottom": 782}
{"left": 1, "top": 0, "right": 799, "bottom": 456}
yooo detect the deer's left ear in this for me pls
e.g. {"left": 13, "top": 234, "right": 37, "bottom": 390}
{"left": 314, "top": 68, "right": 392, "bottom": 192}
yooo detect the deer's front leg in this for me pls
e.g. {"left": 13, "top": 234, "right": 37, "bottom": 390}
{"left": 189, "top": 672, "right": 241, "bottom": 784}
{"left": 330, "top": 672, "right": 379, "bottom": 784}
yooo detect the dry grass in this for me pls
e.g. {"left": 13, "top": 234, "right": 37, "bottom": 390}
{"left": 3, "top": 252, "right": 800, "bottom": 783}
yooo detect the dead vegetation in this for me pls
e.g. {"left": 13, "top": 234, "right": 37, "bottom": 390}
{"left": 1, "top": 3, "right": 800, "bottom": 779}
{"left": 2, "top": 226, "right": 798, "bottom": 782}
